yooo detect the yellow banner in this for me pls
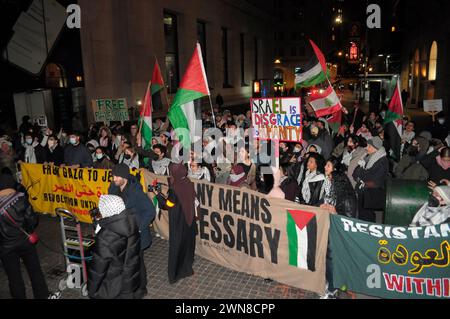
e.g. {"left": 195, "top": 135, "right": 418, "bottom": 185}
{"left": 21, "top": 164, "right": 145, "bottom": 224}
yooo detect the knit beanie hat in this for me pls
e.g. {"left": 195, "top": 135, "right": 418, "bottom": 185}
{"left": 98, "top": 195, "right": 126, "bottom": 218}
{"left": 112, "top": 163, "right": 131, "bottom": 179}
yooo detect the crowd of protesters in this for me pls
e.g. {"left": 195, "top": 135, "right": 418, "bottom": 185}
{"left": 2, "top": 97, "right": 450, "bottom": 299}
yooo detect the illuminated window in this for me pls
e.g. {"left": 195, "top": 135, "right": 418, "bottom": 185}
{"left": 429, "top": 41, "right": 438, "bottom": 81}
{"left": 349, "top": 43, "right": 358, "bottom": 60}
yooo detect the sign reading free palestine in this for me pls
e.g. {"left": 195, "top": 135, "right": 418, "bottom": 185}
{"left": 92, "top": 98, "right": 129, "bottom": 122}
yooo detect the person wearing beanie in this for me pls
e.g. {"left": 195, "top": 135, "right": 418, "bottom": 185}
{"left": 0, "top": 173, "right": 60, "bottom": 299}
{"left": 108, "top": 164, "right": 155, "bottom": 251}
{"left": 87, "top": 195, "right": 146, "bottom": 299}
{"left": 353, "top": 136, "right": 389, "bottom": 222}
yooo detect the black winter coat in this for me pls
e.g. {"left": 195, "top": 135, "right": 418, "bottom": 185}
{"left": 0, "top": 192, "right": 38, "bottom": 257}
{"left": 43, "top": 145, "right": 65, "bottom": 166}
{"left": 108, "top": 177, "right": 156, "bottom": 250}
{"left": 88, "top": 210, "right": 146, "bottom": 299}
{"left": 420, "top": 150, "right": 450, "bottom": 184}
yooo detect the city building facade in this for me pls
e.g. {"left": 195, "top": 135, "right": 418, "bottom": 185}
{"left": 78, "top": 0, "right": 275, "bottom": 121}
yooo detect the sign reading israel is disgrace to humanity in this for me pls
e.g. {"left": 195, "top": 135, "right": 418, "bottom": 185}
{"left": 92, "top": 98, "right": 129, "bottom": 122}
{"left": 329, "top": 215, "right": 450, "bottom": 299}
{"left": 251, "top": 97, "right": 302, "bottom": 142}
{"left": 20, "top": 163, "right": 144, "bottom": 224}
{"left": 144, "top": 171, "right": 330, "bottom": 295}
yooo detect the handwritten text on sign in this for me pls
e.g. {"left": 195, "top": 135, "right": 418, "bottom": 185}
{"left": 93, "top": 98, "right": 129, "bottom": 122}
{"left": 251, "top": 98, "right": 302, "bottom": 142}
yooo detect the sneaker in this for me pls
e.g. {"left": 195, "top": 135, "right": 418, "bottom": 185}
{"left": 48, "top": 291, "right": 62, "bottom": 299}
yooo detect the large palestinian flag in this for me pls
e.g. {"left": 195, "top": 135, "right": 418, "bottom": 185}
{"left": 286, "top": 210, "right": 317, "bottom": 272}
{"left": 295, "top": 39, "right": 329, "bottom": 89}
{"left": 309, "top": 86, "right": 343, "bottom": 117}
{"left": 168, "top": 43, "right": 210, "bottom": 149}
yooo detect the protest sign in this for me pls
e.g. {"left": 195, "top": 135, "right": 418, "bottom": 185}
{"left": 92, "top": 98, "right": 129, "bottom": 122}
{"left": 144, "top": 171, "right": 329, "bottom": 295}
{"left": 251, "top": 98, "right": 302, "bottom": 142}
{"left": 423, "top": 99, "right": 443, "bottom": 113}
{"left": 20, "top": 164, "right": 144, "bottom": 223}
{"left": 329, "top": 215, "right": 450, "bottom": 299}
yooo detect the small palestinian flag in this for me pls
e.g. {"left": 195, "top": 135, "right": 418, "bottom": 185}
{"left": 309, "top": 86, "right": 343, "bottom": 117}
{"left": 295, "top": 39, "right": 329, "bottom": 89}
{"left": 286, "top": 210, "right": 317, "bottom": 272}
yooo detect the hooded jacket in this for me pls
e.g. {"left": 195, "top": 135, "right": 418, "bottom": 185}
{"left": 87, "top": 208, "right": 145, "bottom": 299}
{"left": 108, "top": 177, "right": 156, "bottom": 250}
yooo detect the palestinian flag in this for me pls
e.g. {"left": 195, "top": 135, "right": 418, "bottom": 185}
{"left": 139, "top": 81, "right": 152, "bottom": 149}
{"left": 309, "top": 86, "right": 343, "bottom": 118}
{"left": 384, "top": 79, "right": 403, "bottom": 126}
{"left": 168, "top": 43, "right": 210, "bottom": 149}
{"left": 327, "top": 109, "right": 343, "bottom": 135}
{"left": 295, "top": 39, "right": 329, "bottom": 89}
{"left": 286, "top": 210, "right": 317, "bottom": 272}
{"left": 151, "top": 59, "right": 165, "bottom": 111}
{"left": 384, "top": 79, "right": 404, "bottom": 160}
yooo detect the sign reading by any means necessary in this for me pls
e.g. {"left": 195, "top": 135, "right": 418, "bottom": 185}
{"left": 251, "top": 97, "right": 302, "bottom": 142}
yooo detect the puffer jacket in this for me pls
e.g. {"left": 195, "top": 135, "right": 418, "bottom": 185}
{"left": 0, "top": 192, "right": 38, "bottom": 257}
{"left": 87, "top": 209, "right": 145, "bottom": 299}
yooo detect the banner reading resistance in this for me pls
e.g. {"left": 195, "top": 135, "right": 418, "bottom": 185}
{"left": 329, "top": 215, "right": 450, "bottom": 299}
{"left": 144, "top": 171, "right": 329, "bottom": 295}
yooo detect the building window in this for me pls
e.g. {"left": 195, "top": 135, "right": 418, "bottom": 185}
{"left": 197, "top": 20, "right": 207, "bottom": 71}
{"left": 222, "top": 28, "right": 232, "bottom": 88}
{"left": 164, "top": 12, "right": 179, "bottom": 94}
{"left": 429, "top": 41, "right": 438, "bottom": 81}
{"left": 254, "top": 37, "right": 259, "bottom": 80}
{"left": 240, "top": 33, "right": 248, "bottom": 86}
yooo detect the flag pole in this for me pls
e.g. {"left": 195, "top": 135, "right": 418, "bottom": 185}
{"left": 207, "top": 94, "right": 217, "bottom": 129}
{"left": 154, "top": 54, "right": 172, "bottom": 111}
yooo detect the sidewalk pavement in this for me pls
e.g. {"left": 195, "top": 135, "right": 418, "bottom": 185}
{"left": 0, "top": 215, "right": 319, "bottom": 300}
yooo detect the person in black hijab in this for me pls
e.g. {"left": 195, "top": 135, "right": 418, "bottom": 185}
{"left": 153, "top": 162, "right": 197, "bottom": 284}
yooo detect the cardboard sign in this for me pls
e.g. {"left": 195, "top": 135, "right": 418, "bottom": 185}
{"left": 251, "top": 98, "right": 302, "bottom": 142}
{"left": 424, "top": 99, "right": 443, "bottom": 113}
{"left": 92, "top": 98, "right": 129, "bottom": 122}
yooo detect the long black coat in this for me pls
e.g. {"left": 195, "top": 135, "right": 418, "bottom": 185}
{"left": 88, "top": 210, "right": 146, "bottom": 299}
{"left": 156, "top": 190, "right": 196, "bottom": 284}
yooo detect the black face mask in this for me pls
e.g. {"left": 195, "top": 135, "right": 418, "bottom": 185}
{"left": 124, "top": 154, "right": 132, "bottom": 160}
{"left": 428, "top": 195, "right": 441, "bottom": 208}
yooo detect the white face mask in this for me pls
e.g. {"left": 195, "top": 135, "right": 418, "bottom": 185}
{"left": 70, "top": 137, "right": 77, "bottom": 145}
{"left": 96, "top": 153, "right": 104, "bottom": 160}
{"left": 438, "top": 119, "right": 445, "bottom": 125}
{"left": 293, "top": 147, "right": 302, "bottom": 153}
{"left": 25, "top": 138, "right": 33, "bottom": 145}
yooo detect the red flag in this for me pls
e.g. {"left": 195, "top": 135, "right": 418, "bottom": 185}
{"left": 151, "top": 60, "right": 165, "bottom": 95}
{"left": 309, "top": 39, "right": 327, "bottom": 75}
